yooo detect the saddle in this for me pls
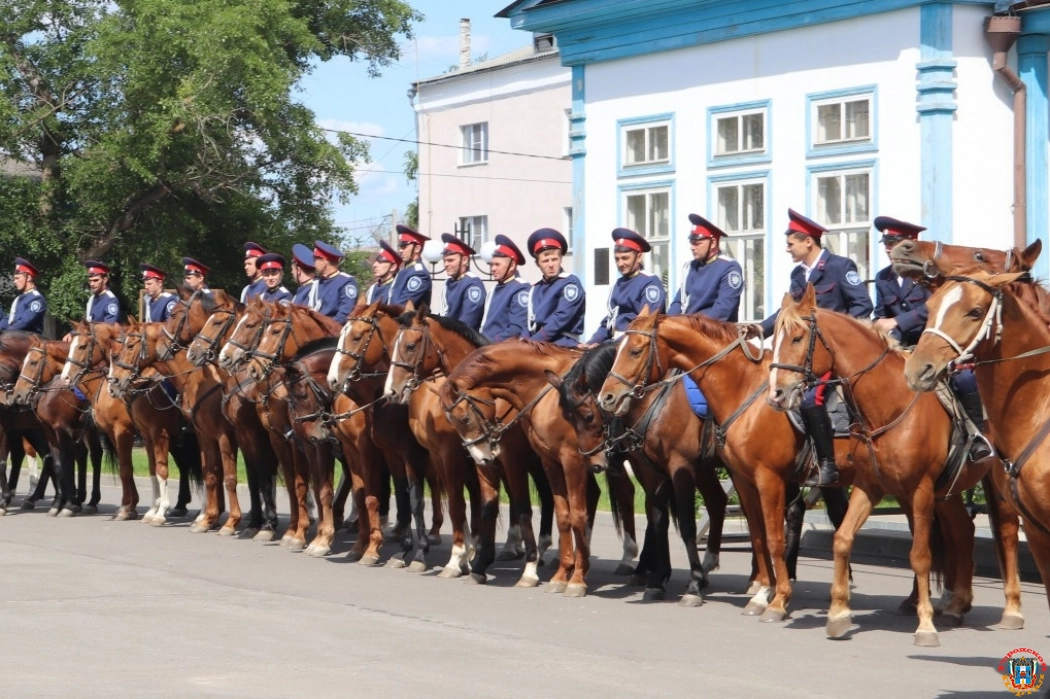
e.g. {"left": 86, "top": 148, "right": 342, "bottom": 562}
{"left": 786, "top": 387, "right": 852, "bottom": 437}
{"left": 931, "top": 383, "right": 983, "bottom": 498}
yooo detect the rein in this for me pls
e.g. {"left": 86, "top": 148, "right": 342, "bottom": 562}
{"left": 159, "top": 289, "right": 203, "bottom": 360}
{"left": 191, "top": 307, "right": 239, "bottom": 365}
{"left": 334, "top": 314, "right": 392, "bottom": 384}
{"left": 447, "top": 383, "right": 554, "bottom": 450}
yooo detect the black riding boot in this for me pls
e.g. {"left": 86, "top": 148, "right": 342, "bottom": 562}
{"left": 956, "top": 391, "right": 994, "bottom": 462}
{"left": 800, "top": 405, "right": 839, "bottom": 487}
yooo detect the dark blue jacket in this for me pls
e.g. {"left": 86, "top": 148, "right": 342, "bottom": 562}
{"left": 528, "top": 272, "right": 586, "bottom": 347}
{"left": 0, "top": 290, "right": 46, "bottom": 333}
{"left": 442, "top": 274, "right": 486, "bottom": 331}
{"left": 390, "top": 261, "right": 432, "bottom": 308}
{"left": 761, "top": 249, "right": 873, "bottom": 336}
{"left": 668, "top": 257, "right": 744, "bottom": 321}
{"left": 589, "top": 271, "right": 666, "bottom": 343}
{"left": 87, "top": 290, "right": 120, "bottom": 323}
{"left": 310, "top": 271, "right": 358, "bottom": 323}
{"left": 481, "top": 276, "right": 529, "bottom": 342}
{"left": 144, "top": 292, "right": 176, "bottom": 323}
{"left": 873, "top": 264, "right": 930, "bottom": 346}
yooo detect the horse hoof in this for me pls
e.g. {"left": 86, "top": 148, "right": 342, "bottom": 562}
{"left": 998, "top": 612, "right": 1025, "bottom": 630}
{"left": 896, "top": 600, "right": 918, "bottom": 616}
{"left": 742, "top": 600, "right": 768, "bottom": 617}
{"left": 306, "top": 545, "right": 330, "bottom": 558}
{"left": 407, "top": 560, "right": 428, "bottom": 573}
{"left": 47, "top": 507, "right": 59, "bottom": 517}
{"left": 285, "top": 538, "right": 306, "bottom": 552}
{"left": 149, "top": 517, "right": 166, "bottom": 527}
{"left": 57, "top": 508, "right": 74, "bottom": 518}
{"left": 642, "top": 588, "right": 665, "bottom": 602}
{"left": 116, "top": 511, "right": 132, "bottom": 522}
{"left": 939, "top": 611, "right": 964, "bottom": 628}
{"left": 385, "top": 527, "right": 407, "bottom": 543}
{"left": 346, "top": 550, "right": 363, "bottom": 562}
{"left": 437, "top": 565, "right": 463, "bottom": 579}
{"left": 613, "top": 563, "right": 635, "bottom": 576}
{"left": 428, "top": 533, "right": 443, "bottom": 545}
{"left": 83, "top": 505, "right": 98, "bottom": 515}
{"left": 914, "top": 630, "right": 940, "bottom": 647}
{"left": 168, "top": 507, "right": 188, "bottom": 518}
{"left": 358, "top": 554, "right": 380, "bottom": 567}
{"left": 515, "top": 576, "right": 540, "bottom": 588}
{"left": 679, "top": 594, "right": 704, "bottom": 608}
{"left": 21, "top": 499, "right": 36, "bottom": 511}
{"left": 217, "top": 526, "right": 236, "bottom": 537}
{"left": 564, "top": 584, "right": 587, "bottom": 598}
{"left": 252, "top": 529, "right": 275, "bottom": 543}
{"left": 0, "top": 507, "right": 7, "bottom": 517}
{"left": 188, "top": 522, "right": 210, "bottom": 533}
{"left": 759, "top": 607, "right": 788, "bottom": 623}
{"left": 826, "top": 614, "right": 852, "bottom": 639}
{"left": 239, "top": 527, "right": 260, "bottom": 540}
{"left": 497, "top": 549, "right": 525, "bottom": 561}
{"left": 387, "top": 557, "right": 407, "bottom": 569}
{"left": 628, "top": 573, "right": 646, "bottom": 586}
{"left": 469, "top": 572, "right": 487, "bottom": 585}
{"left": 547, "top": 581, "right": 567, "bottom": 594}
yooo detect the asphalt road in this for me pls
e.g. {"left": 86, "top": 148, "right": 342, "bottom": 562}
{"left": 0, "top": 479, "right": 1045, "bottom": 699}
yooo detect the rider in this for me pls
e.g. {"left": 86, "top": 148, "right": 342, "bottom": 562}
{"left": 439, "top": 233, "right": 486, "bottom": 330}
{"left": 290, "top": 243, "right": 317, "bottom": 308}
{"left": 480, "top": 234, "right": 530, "bottom": 342}
{"left": 389, "top": 225, "right": 432, "bottom": 308}
{"left": 526, "top": 227, "right": 585, "bottom": 346}
{"left": 581, "top": 227, "right": 666, "bottom": 347}
{"left": 255, "top": 253, "right": 292, "bottom": 304}
{"left": 83, "top": 260, "right": 120, "bottom": 323}
{"left": 141, "top": 263, "right": 176, "bottom": 323}
{"left": 0, "top": 257, "right": 46, "bottom": 334}
{"left": 761, "top": 208, "right": 873, "bottom": 486}
{"left": 871, "top": 215, "right": 993, "bottom": 461}
{"left": 668, "top": 214, "right": 743, "bottom": 320}
{"left": 240, "top": 242, "right": 268, "bottom": 303}
{"left": 181, "top": 257, "right": 211, "bottom": 294}
{"left": 365, "top": 240, "right": 400, "bottom": 305}
{"left": 309, "top": 240, "right": 358, "bottom": 323}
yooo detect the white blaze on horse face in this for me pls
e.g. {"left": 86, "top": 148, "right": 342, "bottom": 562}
{"left": 383, "top": 332, "right": 403, "bottom": 399}
{"left": 929, "top": 285, "right": 965, "bottom": 339}
{"left": 220, "top": 313, "right": 251, "bottom": 365}
{"left": 769, "top": 327, "right": 785, "bottom": 399}
{"left": 61, "top": 335, "right": 83, "bottom": 382}
{"left": 327, "top": 322, "right": 353, "bottom": 389}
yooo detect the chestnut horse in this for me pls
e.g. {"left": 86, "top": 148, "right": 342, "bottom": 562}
{"left": 905, "top": 270, "right": 1050, "bottom": 622}
{"left": 0, "top": 331, "right": 55, "bottom": 512}
{"left": 768, "top": 286, "right": 993, "bottom": 646}
{"left": 597, "top": 312, "right": 868, "bottom": 622}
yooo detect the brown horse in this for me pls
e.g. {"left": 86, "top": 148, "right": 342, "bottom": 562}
{"left": 768, "top": 286, "right": 993, "bottom": 646}
{"left": 109, "top": 319, "right": 240, "bottom": 534}
{"left": 0, "top": 331, "right": 56, "bottom": 512}
{"left": 597, "top": 311, "right": 868, "bottom": 622}
{"left": 904, "top": 270, "right": 1050, "bottom": 622}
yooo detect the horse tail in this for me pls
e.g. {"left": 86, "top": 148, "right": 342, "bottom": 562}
{"left": 929, "top": 509, "right": 946, "bottom": 594}
{"left": 603, "top": 469, "right": 624, "bottom": 539}
{"left": 170, "top": 430, "right": 204, "bottom": 491}
{"left": 99, "top": 432, "right": 118, "bottom": 476}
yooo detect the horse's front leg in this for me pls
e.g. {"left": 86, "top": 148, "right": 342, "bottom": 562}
{"left": 216, "top": 432, "right": 241, "bottom": 536}
{"left": 563, "top": 452, "right": 591, "bottom": 598}
{"left": 752, "top": 468, "right": 792, "bottom": 622}
{"left": 826, "top": 483, "right": 878, "bottom": 638}
{"left": 908, "top": 485, "right": 940, "bottom": 647}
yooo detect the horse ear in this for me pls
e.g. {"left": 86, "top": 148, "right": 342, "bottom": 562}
{"left": 801, "top": 283, "right": 817, "bottom": 310}
{"left": 779, "top": 291, "right": 794, "bottom": 310}
{"left": 176, "top": 284, "right": 194, "bottom": 300}
{"left": 405, "top": 299, "right": 416, "bottom": 313}
{"left": 366, "top": 301, "right": 380, "bottom": 314}
{"left": 1021, "top": 239, "right": 1043, "bottom": 270}
{"left": 989, "top": 271, "right": 1028, "bottom": 288}
{"left": 544, "top": 369, "right": 563, "bottom": 389}
{"left": 638, "top": 303, "right": 652, "bottom": 317}
{"left": 418, "top": 301, "right": 430, "bottom": 317}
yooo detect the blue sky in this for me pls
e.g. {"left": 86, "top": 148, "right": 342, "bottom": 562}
{"left": 299, "top": 2, "right": 526, "bottom": 247}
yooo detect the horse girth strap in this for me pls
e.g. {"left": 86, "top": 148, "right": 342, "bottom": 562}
{"left": 714, "top": 383, "right": 766, "bottom": 448}
{"left": 1002, "top": 413, "right": 1050, "bottom": 537}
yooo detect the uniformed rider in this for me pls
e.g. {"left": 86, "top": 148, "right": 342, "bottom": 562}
{"left": 389, "top": 225, "right": 432, "bottom": 308}
{"left": 309, "top": 240, "right": 358, "bottom": 323}
{"left": 256, "top": 253, "right": 292, "bottom": 305}
{"left": 84, "top": 260, "right": 120, "bottom": 323}
{"left": 439, "top": 233, "right": 486, "bottom": 330}
{"left": 0, "top": 257, "right": 46, "bottom": 334}
{"left": 290, "top": 243, "right": 317, "bottom": 308}
{"left": 181, "top": 257, "right": 211, "bottom": 294}
{"left": 365, "top": 240, "right": 400, "bottom": 305}
{"left": 581, "top": 227, "right": 665, "bottom": 347}
{"left": 668, "top": 214, "right": 743, "bottom": 320}
{"left": 240, "top": 242, "right": 268, "bottom": 304}
{"left": 526, "top": 228, "right": 585, "bottom": 346}
{"left": 141, "top": 263, "right": 176, "bottom": 323}
{"left": 480, "top": 235, "right": 530, "bottom": 342}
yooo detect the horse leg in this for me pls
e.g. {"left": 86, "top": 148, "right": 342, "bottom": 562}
{"left": 585, "top": 471, "right": 599, "bottom": 549}
{"left": 640, "top": 483, "right": 672, "bottom": 602}
{"left": 304, "top": 444, "right": 336, "bottom": 557}
{"left": 405, "top": 461, "right": 431, "bottom": 571}
{"left": 87, "top": 431, "right": 103, "bottom": 511}
{"left": 783, "top": 481, "right": 804, "bottom": 582}
{"left": 907, "top": 486, "right": 941, "bottom": 647}
{"left": 497, "top": 470, "right": 525, "bottom": 561}
{"left": 438, "top": 447, "right": 472, "bottom": 579}
{"left": 332, "top": 455, "right": 351, "bottom": 532}
{"left": 425, "top": 459, "right": 444, "bottom": 545}
{"left": 190, "top": 440, "right": 222, "bottom": 533}
{"left": 692, "top": 458, "right": 726, "bottom": 589}
{"left": 530, "top": 457, "right": 555, "bottom": 564}
{"left": 24, "top": 451, "right": 52, "bottom": 509}
{"left": 216, "top": 432, "right": 241, "bottom": 536}
{"left": 112, "top": 428, "right": 137, "bottom": 520}
{"left": 607, "top": 470, "right": 639, "bottom": 575}
{"left": 983, "top": 471, "right": 1024, "bottom": 629}
{"left": 734, "top": 477, "right": 775, "bottom": 614}
{"left": 389, "top": 472, "right": 410, "bottom": 540}
{"left": 173, "top": 432, "right": 194, "bottom": 516}
{"left": 751, "top": 469, "right": 795, "bottom": 622}
{"left": 282, "top": 443, "right": 310, "bottom": 551}
{"left": 564, "top": 453, "right": 593, "bottom": 598}
{"left": 932, "top": 495, "right": 975, "bottom": 626}
{"left": 500, "top": 447, "right": 542, "bottom": 587}
{"left": 239, "top": 441, "right": 263, "bottom": 536}
{"left": 826, "top": 484, "right": 879, "bottom": 638}
{"left": 541, "top": 458, "right": 574, "bottom": 593}
{"left": 467, "top": 464, "right": 500, "bottom": 585}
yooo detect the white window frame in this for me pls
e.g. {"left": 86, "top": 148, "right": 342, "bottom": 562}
{"left": 460, "top": 122, "right": 488, "bottom": 166}
{"left": 708, "top": 100, "right": 771, "bottom": 169}
{"left": 807, "top": 86, "right": 877, "bottom": 158}
{"left": 621, "top": 183, "right": 672, "bottom": 287}
{"left": 457, "top": 215, "right": 488, "bottom": 253}
{"left": 710, "top": 171, "right": 770, "bottom": 322}
{"left": 808, "top": 161, "right": 876, "bottom": 283}
{"left": 562, "top": 207, "right": 574, "bottom": 255}
{"left": 617, "top": 113, "right": 675, "bottom": 177}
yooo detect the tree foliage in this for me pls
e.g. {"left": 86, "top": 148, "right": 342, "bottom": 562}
{"left": 0, "top": 0, "right": 421, "bottom": 324}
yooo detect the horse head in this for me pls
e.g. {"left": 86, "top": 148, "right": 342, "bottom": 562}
{"left": 551, "top": 344, "right": 620, "bottom": 473}
{"left": 439, "top": 377, "right": 501, "bottom": 465}
{"left": 284, "top": 361, "right": 336, "bottom": 446}
{"left": 597, "top": 306, "right": 663, "bottom": 416}
{"left": 767, "top": 284, "right": 832, "bottom": 411}
{"left": 187, "top": 292, "right": 242, "bottom": 367}
{"left": 108, "top": 317, "right": 157, "bottom": 398}
{"left": 9, "top": 335, "right": 48, "bottom": 405}
{"left": 890, "top": 239, "right": 1040, "bottom": 286}
{"left": 219, "top": 297, "right": 269, "bottom": 372}
{"left": 904, "top": 270, "right": 1026, "bottom": 392}
{"left": 328, "top": 302, "right": 400, "bottom": 393}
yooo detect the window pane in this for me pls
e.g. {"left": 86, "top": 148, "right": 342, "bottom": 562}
{"left": 845, "top": 100, "right": 869, "bottom": 139}
{"left": 817, "top": 176, "right": 843, "bottom": 225}
{"left": 844, "top": 173, "right": 869, "bottom": 223}
{"left": 742, "top": 113, "right": 764, "bottom": 151}
{"left": 743, "top": 183, "right": 764, "bottom": 231}
{"left": 625, "top": 129, "right": 646, "bottom": 165}
{"left": 817, "top": 104, "right": 841, "bottom": 143}
{"left": 651, "top": 242, "right": 670, "bottom": 287}
{"left": 717, "top": 186, "right": 740, "bottom": 233}
{"left": 649, "top": 126, "right": 669, "bottom": 162}
{"left": 717, "top": 117, "right": 739, "bottom": 155}
{"left": 650, "top": 191, "right": 670, "bottom": 239}
{"left": 626, "top": 194, "right": 646, "bottom": 233}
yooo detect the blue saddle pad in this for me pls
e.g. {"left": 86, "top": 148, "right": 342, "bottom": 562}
{"left": 72, "top": 386, "right": 86, "bottom": 402}
{"left": 161, "top": 379, "right": 177, "bottom": 403}
{"left": 682, "top": 374, "right": 708, "bottom": 419}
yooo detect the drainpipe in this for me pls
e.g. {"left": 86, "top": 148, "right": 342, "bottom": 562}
{"left": 985, "top": 15, "right": 1026, "bottom": 249}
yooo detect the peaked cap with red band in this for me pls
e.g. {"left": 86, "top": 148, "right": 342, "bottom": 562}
{"left": 181, "top": 257, "right": 210, "bottom": 275}
{"left": 526, "top": 228, "right": 568, "bottom": 257}
{"left": 291, "top": 244, "right": 315, "bottom": 272}
{"left": 491, "top": 235, "right": 525, "bottom": 266}
{"left": 243, "top": 242, "right": 267, "bottom": 258}
{"left": 84, "top": 259, "right": 110, "bottom": 276}
{"left": 375, "top": 240, "right": 401, "bottom": 266}
{"left": 611, "top": 227, "right": 651, "bottom": 253}
{"left": 140, "top": 263, "right": 165, "bottom": 281}
{"left": 256, "top": 252, "right": 285, "bottom": 271}
{"left": 441, "top": 232, "right": 476, "bottom": 256}
{"left": 687, "top": 213, "right": 727, "bottom": 242}
{"left": 395, "top": 224, "right": 430, "bottom": 246}
{"left": 313, "top": 240, "right": 344, "bottom": 263}
{"left": 785, "top": 208, "right": 826, "bottom": 240}
{"left": 14, "top": 257, "right": 39, "bottom": 278}
{"left": 873, "top": 216, "right": 925, "bottom": 244}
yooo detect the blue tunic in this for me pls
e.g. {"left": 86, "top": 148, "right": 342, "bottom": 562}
{"left": 389, "top": 261, "right": 432, "bottom": 309}
{"left": 310, "top": 271, "right": 358, "bottom": 323}
{"left": 588, "top": 271, "right": 666, "bottom": 343}
{"left": 527, "top": 272, "right": 586, "bottom": 347}
{"left": 668, "top": 257, "right": 744, "bottom": 321}
{"left": 0, "top": 290, "right": 46, "bottom": 334}
{"left": 481, "top": 276, "right": 529, "bottom": 342}
{"left": 261, "top": 285, "right": 292, "bottom": 305}
{"left": 873, "top": 264, "right": 930, "bottom": 346}
{"left": 144, "top": 292, "right": 176, "bottom": 323}
{"left": 761, "top": 250, "right": 873, "bottom": 336}
{"left": 442, "top": 274, "right": 486, "bottom": 331}
{"left": 240, "top": 278, "right": 267, "bottom": 304}
{"left": 86, "top": 289, "right": 120, "bottom": 323}
{"left": 365, "top": 278, "right": 395, "bottom": 306}
{"left": 292, "top": 279, "right": 315, "bottom": 308}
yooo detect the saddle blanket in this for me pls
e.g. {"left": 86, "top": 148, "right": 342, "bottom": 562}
{"left": 682, "top": 374, "right": 708, "bottom": 419}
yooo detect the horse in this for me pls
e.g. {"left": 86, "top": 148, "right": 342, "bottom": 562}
{"left": 109, "top": 319, "right": 240, "bottom": 534}
{"left": 10, "top": 338, "right": 103, "bottom": 516}
{"left": 597, "top": 311, "right": 863, "bottom": 622}
{"left": 904, "top": 269, "right": 1050, "bottom": 623}
{"left": 767, "top": 285, "right": 997, "bottom": 646}
{"left": 0, "top": 331, "right": 55, "bottom": 511}
{"left": 890, "top": 238, "right": 1039, "bottom": 282}
{"left": 385, "top": 303, "right": 565, "bottom": 583}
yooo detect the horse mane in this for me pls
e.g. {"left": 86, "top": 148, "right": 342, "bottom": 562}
{"left": 290, "top": 336, "right": 338, "bottom": 362}
{"left": 1008, "top": 277, "right": 1050, "bottom": 326}
{"left": 290, "top": 304, "right": 343, "bottom": 335}
{"left": 0, "top": 330, "right": 32, "bottom": 355}
{"left": 201, "top": 290, "right": 242, "bottom": 315}
{"left": 350, "top": 302, "right": 404, "bottom": 318}
{"left": 679, "top": 313, "right": 747, "bottom": 345}
{"left": 452, "top": 339, "right": 567, "bottom": 388}
{"left": 557, "top": 342, "right": 618, "bottom": 413}
{"left": 398, "top": 309, "right": 490, "bottom": 348}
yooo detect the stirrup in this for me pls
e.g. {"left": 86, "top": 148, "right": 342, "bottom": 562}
{"left": 803, "top": 463, "right": 839, "bottom": 487}
{"left": 967, "top": 433, "right": 995, "bottom": 462}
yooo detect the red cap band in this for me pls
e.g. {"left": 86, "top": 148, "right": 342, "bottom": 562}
{"left": 531, "top": 238, "right": 560, "bottom": 253}
{"left": 259, "top": 260, "right": 283, "bottom": 271}
{"left": 379, "top": 249, "right": 399, "bottom": 265}
{"left": 615, "top": 237, "right": 644, "bottom": 252}
{"left": 443, "top": 240, "right": 470, "bottom": 256}
{"left": 87, "top": 266, "right": 106, "bottom": 276}
{"left": 788, "top": 220, "right": 817, "bottom": 236}
{"left": 142, "top": 270, "right": 163, "bottom": 280}
{"left": 495, "top": 244, "right": 517, "bottom": 259}
{"left": 245, "top": 249, "right": 264, "bottom": 258}
{"left": 16, "top": 264, "right": 35, "bottom": 276}
{"left": 314, "top": 246, "right": 340, "bottom": 263}
{"left": 184, "top": 263, "right": 205, "bottom": 274}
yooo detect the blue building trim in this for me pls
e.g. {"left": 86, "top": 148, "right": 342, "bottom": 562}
{"left": 706, "top": 100, "right": 772, "bottom": 169}
{"left": 705, "top": 170, "right": 773, "bottom": 319}
{"left": 505, "top": 0, "right": 989, "bottom": 67}
{"left": 616, "top": 112, "right": 676, "bottom": 179}
{"left": 805, "top": 85, "right": 879, "bottom": 159}
{"left": 1019, "top": 30, "right": 1049, "bottom": 280}
{"left": 570, "top": 65, "right": 587, "bottom": 282}
{"left": 616, "top": 178, "right": 676, "bottom": 294}
{"left": 917, "top": 2, "right": 955, "bottom": 244}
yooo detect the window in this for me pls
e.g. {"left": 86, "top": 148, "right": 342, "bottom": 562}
{"left": 717, "top": 112, "right": 764, "bottom": 156}
{"left": 457, "top": 216, "right": 487, "bottom": 252}
{"left": 623, "top": 123, "right": 669, "bottom": 167}
{"left": 813, "top": 167, "right": 872, "bottom": 282}
{"left": 562, "top": 207, "right": 574, "bottom": 254}
{"left": 460, "top": 123, "right": 488, "bottom": 165}
{"left": 564, "top": 109, "right": 573, "bottom": 156}
{"left": 715, "top": 178, "right": 766, "bottom": 321}
{"left": 624, "top": 188, "right": 670, "bottom": 285}
{"left": 807, "top": 87, "right": 876, "bottom": 156}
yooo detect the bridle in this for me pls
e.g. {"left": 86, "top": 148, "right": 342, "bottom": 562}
{"left": 334, "top": 314, "right": 391, "bottom": 387}
{"left": 444, "top": 383, "right": 554, "bottom": 452}
{"left": 389, "top": 321, "right": 445, "bottom": 397}
{"left": 15, "top": 345, "right": 50, "bottom": 404}
{"left": 921, "top": 275, "right": 1004, "bottom": 367}
{"left": 159, "top": 289, "right": 202, "bottom": 361}
{"left": 64, "top": 328, "right": 105, "bottom": 386}
{"left": 223, "top": 307, "right": 270, "bottom": 370}
{"left": 768, "top": 313, "right": 836, "bottom": 397}
{"left": 111, "top": 328, "right": 150, "bottom": 389}
{"left": 191, "top": 307, "right": 239, "bottom": 365}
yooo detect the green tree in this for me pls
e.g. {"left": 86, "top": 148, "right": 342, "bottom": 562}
{"left": 403, "top": 149, "right": 418, "bottom": 229}
{"left": 0, "top": 0, "right": 421, "bottom": 323}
